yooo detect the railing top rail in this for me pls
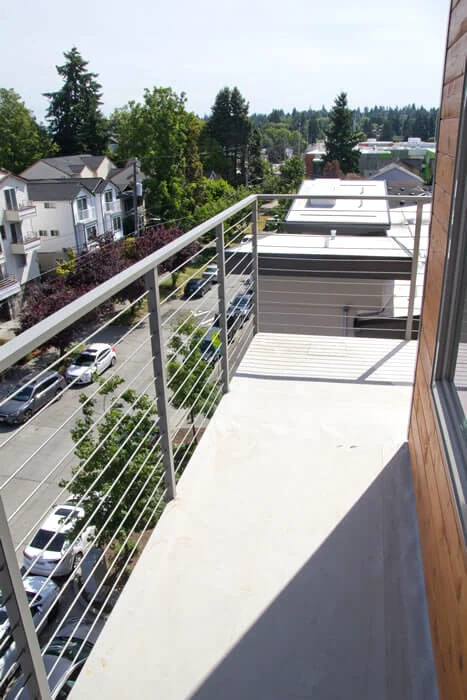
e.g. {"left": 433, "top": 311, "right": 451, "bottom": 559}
{"left": 258, "top": 193, "right": 432, "bottom": 202}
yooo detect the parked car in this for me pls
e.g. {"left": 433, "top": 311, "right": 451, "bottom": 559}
{"left": 202, "top": 264, "right": 218, "bottom": 283}
{"left": 0, "top": 576, "right": 59, "bottom": 686}
{"left": 0, "top": 371, "right": 65, "bottom": 425}
{"left": 65, "top": 343, "right": 116, "bottom": 385}
{"left": 6, "top": 619, "right": 104, "bottom": 699}
{"left": 200, "top": 326, "right": 222, "bottom": 364}
{"left": 23, "top": 504, "right": 95, "bottom": 577}
{"left": 183, "top": 278, "right": 211, "bottom": 299}
{"left": 227, "top": 294, "right": 253, "bottom": 327}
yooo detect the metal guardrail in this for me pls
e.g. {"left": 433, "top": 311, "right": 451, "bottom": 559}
{"left": 0, "top": 191, "right": 430, "bottom": 698}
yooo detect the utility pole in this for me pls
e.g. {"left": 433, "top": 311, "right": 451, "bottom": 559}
{"left": 132, "top": 158, "right": 139, "bottom": 236}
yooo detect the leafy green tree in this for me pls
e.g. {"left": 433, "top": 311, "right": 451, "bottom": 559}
{"left": 323, "top": 92, "right": 363, "bottom": 174}
{"left": 278, "top": 155, "right": 304, "bottom": 193}
{"left": 44, "top": 47, "right": 108, "bottom": 155}
{"left": 112, "top": 87, "right": 202, "bottom": 224}
{"left": 0, "top": 89, "right": 57, "bottom": 173}
{"left": 207, "top": 87, "right": 251, "bottom": 185}
{"left": 63, "top": 381, "right": 164, "bottom": 547}
{"left": 167, "top": 314, "right": 221, "bottom": 442}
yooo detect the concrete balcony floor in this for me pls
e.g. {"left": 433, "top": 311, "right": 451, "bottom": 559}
{"left": 72, "top": 334, "right": 438, "bottom": 700}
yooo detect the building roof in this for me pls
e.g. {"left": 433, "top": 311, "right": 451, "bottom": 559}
{"left": 0, "top": 169, "right": 28, "bottom": 186}
{"left": 285, "top": 179, "right": 391, "bottom": 234}
{"left": 370, "top": 163, "right": 424, "bottom": 184}
{"left": 39, "top": 154, "right": 109, "bottom": 177}
{"left": 109, "top": 164, "right": 144, "bottom": 191}
{"left": 27, "top": 178, "right": 105, "bottom": 201}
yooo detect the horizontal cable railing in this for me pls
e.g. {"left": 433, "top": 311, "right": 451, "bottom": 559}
{"left": 0, "top": 191, "right": 429, "bottom": 698}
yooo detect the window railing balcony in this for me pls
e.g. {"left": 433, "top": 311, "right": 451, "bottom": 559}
{"left": 76, "top": 206, "right": 96, "bottom": 222}
{"left": 10, "top": 231, "right": 41, "bottom": 255}
{"left": 104, "top": 200, "right": 120, "bottom": 213}
{"left": 5, "top": 202, "right": 37, "bottom": 223}
{"left": 0, "top": 275, "right": 20, "bottom": 301}
{"left": 0, "top": 191, "right": 435, "bottom": 699}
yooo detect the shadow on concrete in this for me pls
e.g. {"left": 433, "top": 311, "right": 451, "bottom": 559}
{"left": 190, "top": 444, "right": 438, "bottom": 700}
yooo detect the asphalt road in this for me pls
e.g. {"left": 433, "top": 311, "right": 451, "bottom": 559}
{"left": 0, "top": 272, "right": 250, "bottom": 555}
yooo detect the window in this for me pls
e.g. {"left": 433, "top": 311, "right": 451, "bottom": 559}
{"left": 86, "top": 225, "right": 97, "bottom": 242}
{"left": 44, "top": 202, "right": 56, "bottom": 209}
{"left": 104, "top": 190, "right": 113, "bottom": 211}
{"left": 0, "top": 226, "right": 5, "bottom": 240}
{"left": 112, "top": 216, "right": 121, "bottom": 233}
{"left": 10, "top": 223, "right": 20, "bottom": 244}
{"left": 4, "top": 188, "right": 17, "bottom": 210}
{"left": 39, "top": 230, "right": 48, "bottom": 237}
{"left": 77, "top": 197, "right": 88, "bottom": 217}
{"left": 432, "top": 72, "right": 467, "bottom": 539}
{"left": 50, "top": 229, "right": 60, "bottom": 237}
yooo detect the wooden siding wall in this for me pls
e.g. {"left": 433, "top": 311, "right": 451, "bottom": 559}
{"left": 408, "top": 1, "right": 467, "bottom": 698}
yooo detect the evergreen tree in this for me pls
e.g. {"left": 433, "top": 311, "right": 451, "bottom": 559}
{"left": 207, "top": 87, "right": 251, "bottom": 185}
{"left": 0, "top": 89, "right": 56, "bottom": 173}
{"left": 323, "top": 93, "right": 363, "bottom": 174}
{"left": 44, "top": 47, "right": 108, "bottom": 155}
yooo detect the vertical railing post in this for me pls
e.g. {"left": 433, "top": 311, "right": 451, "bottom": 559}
{"left": 216, "top": 223, "right": 230, "bottom": 394}
{"left": 405, "top": 200, "right": 424, "bottom": 341}
{"left": 0, "top": 498, "right": 51, "bottom": 699}
{"left": 252, "top": 198, "right": 260, "bottom": 334}
{"left": 145, "top": 267, "right": 176, "bottom": 501}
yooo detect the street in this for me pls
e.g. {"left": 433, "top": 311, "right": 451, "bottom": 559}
{"left": 0, "top": 271, "right": 250, "bottom": 554}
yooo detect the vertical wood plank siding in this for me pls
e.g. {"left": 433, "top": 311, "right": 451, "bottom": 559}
{"left": 408, "top": 2, "right": 467, "bottom": 698}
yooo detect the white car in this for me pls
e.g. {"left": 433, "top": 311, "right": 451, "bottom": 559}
{"left": 202, "top": 264, "right": 218, "bottom": 283}
{"left": 23, "top": 504, "right": 95, "bottom": 577}
{"left": 0, "top": 576, "right": 59, "bottom": 685}
{"left": 65, "top": 343, "right": 116, "bottom": 385}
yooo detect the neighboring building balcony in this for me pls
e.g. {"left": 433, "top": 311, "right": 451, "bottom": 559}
{"left": 104, "top": 200, "right": 121, "bottom": 214}
{"left": 10, "top": 231, "right": 41, "bottom": 255}
{"left": 76, "top": 206, "right": 97, "bottom": 223}
{"left": 4, "top": 202, "right": 37, "bottom": 223}
{"left": 0, "top": 192, "right": 438, "bottom": 700}
{"left": 0, "top": 275, "right": 20, "bottom": 302}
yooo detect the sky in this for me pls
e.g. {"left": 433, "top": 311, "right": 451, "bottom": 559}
{"left": 1, "top": 0, "right": 448, "bottom": 123}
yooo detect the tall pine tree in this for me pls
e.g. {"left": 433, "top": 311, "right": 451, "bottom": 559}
{"left": 322, "top": 92, "right": 363, "bottom": 174}
{"left": 207, "top": 87, "right": 251, "bottom": 185}
{"left": 44, "top": 47, "right": 108, "bottom": 155}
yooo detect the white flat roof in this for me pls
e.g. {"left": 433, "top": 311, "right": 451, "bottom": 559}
{"left": 285, "top": 179, "right": 391, "bottom": 230}
{"left": 235, "top": 232, "right": 410, "bottom": 259}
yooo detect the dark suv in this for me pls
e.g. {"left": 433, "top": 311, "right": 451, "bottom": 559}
{"left": 183, "top": 278, "right": 211, "bottom": 299}
{"left": 0, "top": 371, "right": 65, "bottom": 425}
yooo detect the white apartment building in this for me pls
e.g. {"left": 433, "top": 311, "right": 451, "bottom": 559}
{"left": 0, "top": 170, "right": 40, "bottom": 319}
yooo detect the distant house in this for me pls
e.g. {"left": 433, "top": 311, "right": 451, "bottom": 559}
{"left": 21, "top": 153, "right": 144, "bottom": 247}
{"left": 0, "top": 170, "right": 41, "bottom": 319}
{"left": 26, "top": 178, "right": 125, "bottom": 272}
{"left": 21, "top": 155, "right": 116, "bottom": 181}
{"left": 369, "top": 163, "right": 427, "bottom": 206}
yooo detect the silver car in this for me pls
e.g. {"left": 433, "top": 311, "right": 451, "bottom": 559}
{"left": 65, "top": 343, "right": 116, "bottom": 385}
{"left": 0, "top": 576, "right": 59, "bottom": 686}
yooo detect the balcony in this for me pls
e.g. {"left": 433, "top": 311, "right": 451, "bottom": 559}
{"left": 104, "top": 200, "right": 121, "bottom": 213}
{"left": 10, "top": 231, "right": 41, "bottom": 255}
{"left": 0, "top": 276, "right": 20, "bottom": 302}
{"left": 0, "top": 192, "right": 438, "bottom": 699}
{"left": 4, "top": 202, "right": 37, "bottom": 223}
{"left": 76, "top": 206, "right": 96, "bottom": 223}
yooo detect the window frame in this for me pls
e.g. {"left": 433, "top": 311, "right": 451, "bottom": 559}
{"left": 432, "top": 68, "right": 467, "bottom": 538}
